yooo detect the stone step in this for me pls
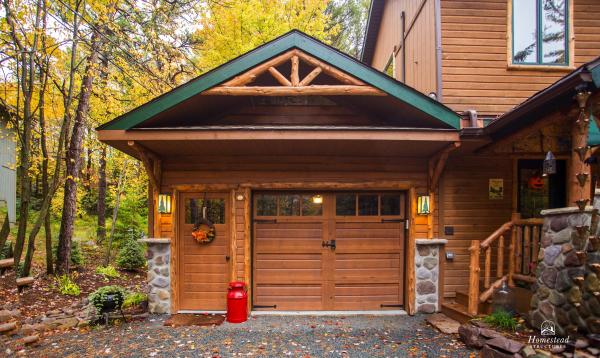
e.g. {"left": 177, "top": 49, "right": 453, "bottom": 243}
{"left": 16, "top": 276, "right": 34, "bottom": 286}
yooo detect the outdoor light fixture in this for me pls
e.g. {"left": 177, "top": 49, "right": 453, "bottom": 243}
{"left": 158, "top": 194, "right": 172, "bottom": 214}
{"left": 417, "top": 195, "right": 430, "bottom": 215}
{"left": 236, "top": 194, "right": 245, "bottom": 201}
{"left": 312, "top": 195, "right": 323, "bottom": 204}
{"left": 543, "top": 151, "right": 556, "bottom": 177}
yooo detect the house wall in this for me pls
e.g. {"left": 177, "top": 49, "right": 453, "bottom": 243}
{"left": 154, "top": 155, "right": 436, "bottom": 311}
{"left": 371, "top": 0, "right": 437, "bottom": 96}
{"left": 439, "top": 154, "right": 513, "bottom": 294}
{"left": 0, "top": 116, "right": 16, "bottom": 222}
{"left": 440, "top": 0, "right": 600, "bottom": 116}
{"left": 369, "top": 0, "right": 600, "bottom": 117}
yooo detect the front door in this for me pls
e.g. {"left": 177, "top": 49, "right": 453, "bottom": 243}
{"left": 178, "top": 192, "right": 230, "bottom": 311}
{"left": 253, "top": 192, "right": 405, "bottom": 311}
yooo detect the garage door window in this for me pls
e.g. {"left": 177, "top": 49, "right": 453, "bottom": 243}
{"left": 336, "top": 193, "right": 404, "bottom": 217}
{"left": 256, "top": 193, "right": 323, "bottom": 216}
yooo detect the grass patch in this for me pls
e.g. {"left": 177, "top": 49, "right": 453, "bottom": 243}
{"left": 482, "top": 309, "right": 518, "bottom": 331}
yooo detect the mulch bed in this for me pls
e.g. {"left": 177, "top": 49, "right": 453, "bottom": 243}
{"left": 0, "top": 244, "right": 146, "bottom": 319}
{"left": 163, "top": 314, "right": 225, "bottom": 327}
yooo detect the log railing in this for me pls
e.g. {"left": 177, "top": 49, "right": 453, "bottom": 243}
{"left": 467, "top": 214, "right": 544, "bottom": 316}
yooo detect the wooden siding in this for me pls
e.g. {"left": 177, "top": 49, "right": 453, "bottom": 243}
{"left": 439, "top": 155, "right": 513, "bottom": 294}
{"left": 441, "top": 0, "right": 600, "bottom": 116}
{"left": 371, "top": 0, "right": 437, "bottom": 95}
{"left": 155, "top": 155, "right": 435, "bottom": 312}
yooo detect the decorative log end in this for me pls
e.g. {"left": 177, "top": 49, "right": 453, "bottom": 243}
{"left": 576, "top": 173, "right": 589, "bottom": 187}
{"left": 575, "top": 199, "right": 589, "bottom": 211}
{"left": 574, "top": 146, "right": 590, "bottom": 162}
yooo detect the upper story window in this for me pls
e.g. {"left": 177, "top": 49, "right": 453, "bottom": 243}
{"left": 512, "top": 0, "right": 569, "bottom": 66}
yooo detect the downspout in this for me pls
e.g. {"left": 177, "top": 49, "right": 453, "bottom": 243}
{"left": 401, "top": 11, "right": 406, "bottom": 83}
{"left": 434, "top": 0, "right": 443, "bottom": 101}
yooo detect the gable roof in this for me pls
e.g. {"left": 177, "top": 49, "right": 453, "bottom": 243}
{"left": 483, "top": 56, "right": 600, "bottom": 146}
{"left": 98, "top": 30, "right": 460, "bottom": 131}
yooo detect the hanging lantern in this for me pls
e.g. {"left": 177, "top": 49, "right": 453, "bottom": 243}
{"left": 158, "top": 193, "right": 172, "bottom": 214}
{"left": 543, "top": 151, "right": 556, "bottom": 177}
{"left": 417, "top": 195, "right": 430, "bottom": 215}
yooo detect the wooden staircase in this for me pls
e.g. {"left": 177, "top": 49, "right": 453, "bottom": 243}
{"left": 443, "top": 214, "right": 543, "bottom": 323}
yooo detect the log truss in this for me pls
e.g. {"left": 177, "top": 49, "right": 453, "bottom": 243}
{"left": 202, "top": 49, "right": 386, "bottom": 97}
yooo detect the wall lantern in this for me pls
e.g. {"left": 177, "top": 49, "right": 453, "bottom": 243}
{"left": 312, "top": 195, "right": 323, "bottom": 204}
{"left": 158, "top": 194, "right": 172, "bottom": 214}
{"left": 417, "top": 195, "right": 430, "bottom": 215}
{"left": 543, "top": 151, "right": 556, "bottom": 177}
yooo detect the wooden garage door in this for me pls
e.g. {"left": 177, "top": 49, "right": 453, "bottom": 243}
{"left": 178, "top": 192, "right": 230, "bottom": 311}
{"left": 253, "top": 192, "right": 405, "bottom": 311}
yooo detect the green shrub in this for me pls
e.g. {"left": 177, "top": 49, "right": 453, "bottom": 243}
{"left": 88, "top": 285, "right": 127, "bottom": 314}
{"left": 122, "top": 292, "right": 148, "bottom": 309}
{"left": 116, "top": 239, "right": 145, "bottom": 270}
{"left": 95, "top": 265, "right": 121, "bottom": 279}
{"left": 482, "top": 309, "right": 518, "bottom": 331}
{"left": 56, "top": 274, "right": 81, "bottom": 296}
{"left": 53, "top": 240, "right": 84, "bottom": 267}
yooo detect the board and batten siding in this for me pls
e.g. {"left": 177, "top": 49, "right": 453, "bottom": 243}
{"left": 0, "top": 119, "right": 16, "bottom": 223}
{"left": 155, "top": 155, "right": 437, "bottom": 300}
{"left": 371, "top": 0, "right": 438, "bottom": 96}
{"left": 441, "top": 0, "right": 600, "bottom": 116}
{"left": 439, "top": 155, "right": 513, "bottom": 295}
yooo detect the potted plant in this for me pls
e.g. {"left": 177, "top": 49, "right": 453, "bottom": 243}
{"left": 89, "top": 285, "right": 128, "bottom": 315}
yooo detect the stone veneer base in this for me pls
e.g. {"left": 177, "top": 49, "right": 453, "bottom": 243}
{"left": 415, "top": 238, "right": 447, "bottom": 313}
{"left": 139, "top": 238, "right": 172, "bottom": 314}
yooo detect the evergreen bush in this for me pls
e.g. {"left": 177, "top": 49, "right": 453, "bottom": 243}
{"left": 116, "top": 239, "right": 145, "bottom": 270}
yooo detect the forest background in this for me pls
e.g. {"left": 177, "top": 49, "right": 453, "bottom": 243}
{"left": 0, "top": 0, "right": 370, "bottom": 278}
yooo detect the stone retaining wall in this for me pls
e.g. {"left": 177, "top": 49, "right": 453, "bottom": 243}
{"left": 415, "top": 239, "right": 447, "bottom": 313}
{"left": 140, "top": 238, "right": 171, "bottom": 314}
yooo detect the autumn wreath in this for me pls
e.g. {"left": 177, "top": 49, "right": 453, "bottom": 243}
{"left": 192, "top": 218, "right": 216, "bottom": 244}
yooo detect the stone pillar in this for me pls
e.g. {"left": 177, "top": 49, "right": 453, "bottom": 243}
{"left": 415, "top": 239, "right": 447, "bottom": 313}
{"left": 139, "top": 238, "right": 171, "bottom": 314}
{"left": 530, "top": 207, "right": 600, "bottom": 336}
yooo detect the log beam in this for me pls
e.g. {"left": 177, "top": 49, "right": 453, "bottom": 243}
{"left": 290, "top": 55, "right": 299, "bottom": 86}
{"left": 128, "top": 141, "right": 161, "bottom": 190}
{"left": 299, "top": 67, "right": 322, "bottom": 86}
{"left": 267, "top": 66, "right": 291, "bottom": 87}
{"left": 295, "top": 50, "right": 365, "bottom": 85}
{"left": 202, "top": 85, "right": 386, "bottom": 96}
{"left": 426, "top": 141, "right": 460, "bottom": 238}
{"left": 221, "top": 50, "right": 295, "bottom": 86}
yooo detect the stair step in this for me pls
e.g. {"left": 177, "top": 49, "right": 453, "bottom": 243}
{"left": 441, "top": 301, "right": 473, "bottom": 324}
{"left": 0, "top": 259, "right": 13, "bottom": 268}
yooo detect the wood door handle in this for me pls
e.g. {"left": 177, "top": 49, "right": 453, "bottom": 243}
{"left": 225, "top": 255, "right": 230, "bottom": 261}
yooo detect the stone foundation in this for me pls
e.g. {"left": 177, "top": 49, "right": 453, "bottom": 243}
{"left": 530, "top": 206, "right": 600, "bottom": 336}
{"left": 139, "top": 238, "right": 171, "bottom": 314}
{"left": 415, "top": 239, "right": 447, "bottom": 313}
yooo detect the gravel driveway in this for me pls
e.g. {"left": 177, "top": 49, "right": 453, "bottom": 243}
{"left": 24, "top": 314, "right": 473, "bottom": 357}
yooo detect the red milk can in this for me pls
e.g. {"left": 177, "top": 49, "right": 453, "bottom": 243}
{"left": 226, "top": 281, "right": 248, "bottom": 323}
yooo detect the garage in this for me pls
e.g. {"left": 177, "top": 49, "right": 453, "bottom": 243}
{"left": 253, "top": 192, "right": 406, "bottom": 311}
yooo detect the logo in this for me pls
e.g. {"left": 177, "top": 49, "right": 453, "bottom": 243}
{"left": 540, "top": 320, "right": 555, "bottom": 336}
{"left": 528, "top": 320, "right": 570, "bottom": 349}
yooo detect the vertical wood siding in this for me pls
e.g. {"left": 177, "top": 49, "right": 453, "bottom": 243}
{"left": 441, "top": 0, "right": 600, "bottom": 116}
{"left": 371, "top": 0, "right": 437, "bottom": 95}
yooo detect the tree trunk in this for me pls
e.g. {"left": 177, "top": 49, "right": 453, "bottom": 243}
{"left": 96, "top": 145, "right": 107, "bottom": 243}
{"left": 56, "top": 31, "right": 102, "bottom": 274}
{"left": 0, "top": 213, "right": 10, "bottom": 256}
{"left": 104, "top": 159, "right": 128, "bottom": 266}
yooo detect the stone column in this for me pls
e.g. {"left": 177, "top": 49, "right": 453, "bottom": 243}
{"left": 530, "top": 207, "right": 600, "bottom": 336}
{"left": 139, "top": 238, "right": 171, "bottom": 314}
{"left": 415, "top": 239, "right": 447, "bottom": 313}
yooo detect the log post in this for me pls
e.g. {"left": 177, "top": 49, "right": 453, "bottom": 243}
{"left": 508, "top": 225, "right": 516, "bottom": 287}
{"left": 497, "top": 235, "right": 504, "bottom": 278}
{"left": 569, "top": 91, "right": 592, "bottom": 206}
{"left": 290, "top": 56, "right": 299, "bottom": 86}
{"left": 523, "top": 225, "right": 531, "bottom": 275}
{"left": 468, "top": 240, "right": 481, "bottom": 316}
{"left": 484, "top": 246, "right": 491, "bottom": 289}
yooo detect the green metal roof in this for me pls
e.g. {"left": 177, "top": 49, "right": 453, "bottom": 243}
{"left": 98, "top": 30, "right": 460, "bottom": 131}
